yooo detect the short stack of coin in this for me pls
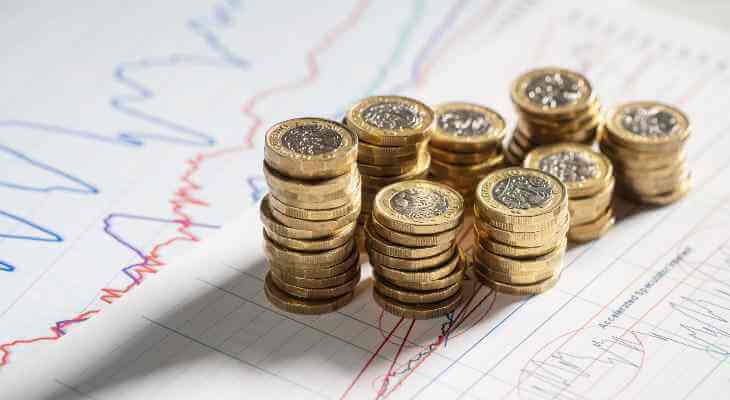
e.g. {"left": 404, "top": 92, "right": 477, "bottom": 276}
{"left": 365, "top": 180, "right": 465, "bottom": 319}
{"left": 344, "top": 96, "right": 434, "bottom": 226}
{"left": 472, "top": 167, "right": 569, "bottom": 295}
{"left": 524, "top": 144, "right": 616, "bottom": 243}
{"left": 261, "top": 117, "right": 361, "bottom": 314}
{"left": 504, "top": 67, "right": 601, "bottom": 165}
{"left": 428, "top": 102, "right": 507, "bottom": 204}
{"left": 599, "top": 101, "right": 691, "bottom": 205}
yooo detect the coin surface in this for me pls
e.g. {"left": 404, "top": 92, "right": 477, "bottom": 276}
{"left": 373, "top": 287, "right": 462, "bottom": 319}
{"left": 373, "top": 180, "right": 464, "bottom": 234}
{"left": 264, "top": 117, "right": 357, "bottom": 179}
{"left": 474, "top": 227, "right": 562, "bottom": 259}
{"left": 524, "top": 143, "right": 613, "bottom": 198}
{"left": 360, "top": 152, "right": 431, "bottom": 188}
{"left": 364, "top": 224, "right": 452, "bottom": 259}
{"left": 373, "top": 275, "right": 461, "bottom": 304}
{"left": 265, "top": 273, "right": 353, "bottom": 314}
{"left": 428, "top": 144, "right": 499, "bottom": 165}
{"left": 474, "top": 213, "right": 569, "bottom": 247}
{"left": 267, "top": 191, "right": 361, "bottom": 221}
{"left": 429, "top": 102, "right": 507, "bottom": 152}
{"left": 270, "top": 261, "right": 360, "bottom": 289}
{"left": 371, "top": 247, "right": 462, "bottom": 280}
{"left": 475, "top": 167, "right": 568, "bottom": 225}
{"left": 568, "top": 207, "right": 615, "bottom": 242}
{"left": 473, "top": 264, "right": 561, "bottom": 296}
{"left": 369, "top": 214, "right": 460, "bottom": 247}
{"left": 511, "top": 67, "right": 595, "bottom": 116}
{"left": 429, "top": 155, "right": 504, "bottom": 178}
{"left": 260, "top": 196, "right": 347, "bottom": 239}
{"left": 345, "top": 96, "right": 434, "bottom": 146}
{"left": 263, "top": 161, "right": 358, "bottom": 193}
{"left": 267, "top": 249, "right": 359, "bottom": 279}
{"left": 475, "top": 238, "right": 566, "bottom": 274}
{"left": 263, "top": 224, "right": 355, "bottom": 251}
{"left": 263, "top": 232, "right": 354, "bottom": 266}
{"left": 268, "top": 175, "right": 361, "bottom": 210}
{"left": 473, "top": 259, "right": 555, "bottom": 285}
{"left": 270, "top": 202, "right": 359, "bottom": 232}
{"left": 376, "top": 259, "right": 464, "bottom": 291}
{"left": 605, "top": 101, "right": 690, "bottom": 152}
{"left": 367, "top": 245, "right": 456, "bottom": 271}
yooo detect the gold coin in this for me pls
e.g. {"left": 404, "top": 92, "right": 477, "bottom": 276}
{"left": 367, "top": 245, "right": 456, "bottom": 271}
{"left": 523, "top": 143, "right": 613, "bottom": 198}
{"left": 269, "top": 266, "right": 359, "bottom": 299}
{"left": 360, "top": 152, "right": 431, "bottom": 187}
{"left": 472, "top": 265, "right": 560, "bottom": 296}
{"left": 375, "top": 258, "right": 464, "bottom": 291}
{"left": 475, "top": 167, "right": 568, "bottom": 226}
{"left": 568, "top": 207, "right": 615, "bottom": 243}
{"left": 260, "top": 196, "right": 348, "bottom": 239}
{"left": 270, "top": 261, "right": 360, "bottom": 289}
{"left": 357, "top": 151, "right": 424, "bottom": 177}
{"left": 370, "top": 247, "right": 462, "bottom": 281}
{"left": 511, "top": 67, "right": 596, "bottom": 118}
{"left": 364, "top": 223, "right": 452, "bottom": 259}
{"left": 369, "top": 214, "right": 459, "bottom": 247}
{"left": 474, "top": 214, "right": 568, "bottom": 248}
{"left": 263, "top": 224, "right": 355, "bottom": 251}
{"left": 264, "top": 117, "right": 357, "bottom": 179}
{"left": 373, "top": 286, "right": 462, "bottom": 320}
{"left": 429, "top": 102, "right": 507, "bottom": 153}
{"left": 263, "top": 161, "right": 357, "bottom": 194}
{"left": 357, "top": 140, "right": 427, "bottom": 158}
{"left": 517, "top": 107, "right": 600, "bottom": 132}
{"left": 475, "top": 238, "right": 566, "bottom": 275}
{"left": 473, "top": 201, "right": 568, "bottom": 233}
{"left": 507, "top": 138, "right": 529, "bottom": 160}
{"left": 568, "top": 179, "right": 615, "bottom": 225}
{"left": 510, "top": 128, "right": 535, "bottom": 151}
{"left": 517, "top": 115, "right": 601, "bottom": 143}
{"left": 373, "top": 275, "right": 461, "bottom": 304}
{"left": 373, "top": 179, "right": 463, "bottom": 234}
{"left": 503, "top": 142, "right": 524, "bottom": 166}
{"left": 263, "top": 232, "right": 354, "bottom": 266}
{"left": 270, "top": 201, "right": 359, "bottom": 232}
{"left": 265, "top": 273, "right": 353, "bottom": 314}
{"left": 473, "top": 226, "right": 562, "bottom": 259}
{"left": 604, "top": 101, "right": 690, "bottom": 152}
{"left": 429, "top": 155, "right": 504, "bottom": 178}
{"left": 599, "top": 134, "right": 685, "bottom": 169}
{"left": 269, "top": 175, "right": 361, "bottom": 210}
{"left": 268, "top": 249, "right": 359, "bottom": 279}
{"left": 267, "top": 191, "right": 361, "bottom": 221}
{"left": 473, "top": 259, "right": 555, "bottom": 285}
{"left": 428, "top": 144, "right": 499, "bottom": 165}
{"left": 619, "top": 172, "right": 691, "bottom": 196}
{"left": 622, "top": 176, "right": 691, "bottom": 206}
{"left": 345, "top": 95, "right": 434, "bottom": 146}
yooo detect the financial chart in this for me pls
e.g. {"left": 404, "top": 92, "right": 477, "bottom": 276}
{"left": 2, "top": 1, "right": 730, "bottom": 399}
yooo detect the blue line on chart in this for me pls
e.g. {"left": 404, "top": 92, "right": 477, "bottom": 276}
{"left": 0, "top": 261, "right": 15, "bottom": 273}
{"left": 0, "top": 144, "right": 98, "bottom": 194}
{"left": 246, "top": 175, "right": 267, "bottom": 204}
{"left": 0, "top": 210, "right": 63, "bottom": 242}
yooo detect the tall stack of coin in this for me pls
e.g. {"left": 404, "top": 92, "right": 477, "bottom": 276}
{"left": 344, "top": 96, "right": 434, "bottom": 226}
{"left": 524, "top": 144, "right": 616, "bottom": 243}
{"left": 504, "top": 67, "right": 601, "bottom": 165}
{"left": 472, "top": 167, "right": 568, "bottom": 295}
{"left": 428, "top": 102, "right": 507, "bottom": 204}
{"left": 261, "top": 117, "right": 361, "bottom": 314}
{"left": 599, "top": 101, "right": 691, "bottom": 205}
{"left": 365, "top": 180, "right": 465, "bottom": 319}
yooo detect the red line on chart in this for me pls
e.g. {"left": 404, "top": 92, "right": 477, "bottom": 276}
{"left": 377, "top": 319, "right": 416, "bottom": 398}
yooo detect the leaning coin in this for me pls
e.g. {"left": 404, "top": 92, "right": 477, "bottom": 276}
{"left": 372, "top": 287, "right": 463, "bottom": 320}
{"left": 265, "top": 273, "right": 353, "bottom": 314}
{"left": 373, "top": 275, "right": 461, "bottom": 304}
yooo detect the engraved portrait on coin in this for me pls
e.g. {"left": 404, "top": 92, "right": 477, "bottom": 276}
{"left": 280, "top": 124, "right": 343, "bottom": 155}
{"left": 538, "top": 151, "right": 598, "bottom": 182}
{"left": 525, "top": 72, "right": 583, "bottom": 108}
{"left": 492, "top": 175, "right": 552, "bottom": 209}
{"left": 390, "top": 188, "right": 448, "bottom": 221}
{"left": 361, "top": 101, "right": 421, "bottom": 130}
{"left": 437, "top": 109, "right": 491, "bottom": 137}
{"left": 620, "top": 106, "right": 678, "bottom": 137}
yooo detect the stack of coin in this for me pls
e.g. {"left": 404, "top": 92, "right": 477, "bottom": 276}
{"left": 428, "top": 102, "right": 507, "bottom": 204}
{"left": 344, "top": 96, "right": 434, "bottom": 226}
{"left": 261, "top": 117, "right": 361, "bottom": 314}
{"left": 472, "top": 167, "right": 569, "bottom": 295}
{"left": 599, "top": 101, "right": 691, "bottom": 205}
{"left": 504, "top": 67, "right": 601, "bottom": 165}
{"left": 365, "top": 180, "right": 465, "bottom": 319}
{"left": 524, "top": 144, "right": 616, "bottom": 243}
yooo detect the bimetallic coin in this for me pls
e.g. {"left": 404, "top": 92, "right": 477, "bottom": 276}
{"left": 373, "top": 180, "right": 464, "bottom": 235}
{"left": 263, "top": 161, "right": 358, "bottom": 194}
{"left": 568, "top": 207, "right": 615, "bottom": 243}
{"left": 474, "top": 227, "right": 562, "bottom": 259}
{"left": 260, "top": 196, "right": 336, "bottom": 239}
{"left": 265, "top": 273, "right": 353, "bottom": 314}
{"left": 473, "top": 201, "right": 569, "bottom": 233}
{"left": 472, "top": 264, "right": 561, "bottom": 296}
{"left": 270, "top": 261, "right": 360, "bottom": 289}
{"left": 430, "top": 102, "right": 507, "bottom": 152}
{"left": 269, "top": 201, "right": 359, "bottom": 232}
{"left": 373, "top": 275, "right": 461, "bottom": 304}
{"left": 370, "top": 247, "right": 462, "bottom": 281}
{"left": 345, "top": 96, "right": 434, "bottom": 146}
{"left": 511, "top": 67, "right": 595, "bottom": 116}
{"left": 367, "top": 245, "right": 456, "bottom": 271}
{"left": 268, "top": 249, "right": 359, "bottom": 279}
{"left": 263, "top": 232, "right": 354, "bottom": 266}
{"left": 473, "top": 259, "right": 556, "bottom": 285}
{"left": 373, "top": 287, "right": 462, "bottom": 320}
{"left": 474, "top": 214, "right": 569, "bottom": 248}
{"left": 475, "top": 238, "right": 566, "bottom": 275}
{"left": 605, "top": 101, "right": 690, "bottom": 152}
{"left": 364, "top": 224, "right": 452, "bottom": 259}
{"left": 268, "top": 175, "right": 361, "bottom": 210}
{"left": 475, "top": 167, "right": 568, "bottom": 226}
{"left": 264, "top": 118, "right": 357, "bottom": 179}
{"left": 269, "top": 266, "right": 359, "bottom": 299}
{"left": 267, "top": 191, "right": 361, "bottom": 221}
{"left": 263, "top": 225, "right": 355, "bottom": 252}
{"left": 369, "top": 214, "right": 460, "bottom": 247}
{"left": 524, "top": 143, "right": 613, "bottom": 198}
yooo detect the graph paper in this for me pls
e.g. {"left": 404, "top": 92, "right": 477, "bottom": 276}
{"left": 2, "top": 0, "right": 730, "bottom": 399}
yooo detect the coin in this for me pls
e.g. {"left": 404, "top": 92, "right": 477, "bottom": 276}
{"left": 429, "top": 102, "right": 507, "bottom": 152}
{"left": 270, "top": 201, "right": 359, "bottom": 232}
{"left": 265, "top": 273, "right": 353, "bottom": 314}
{"left": 568, "top": 207, "right": 615, "bottom": 243}
{"left": 268, "top": 175, "right": 361, "bottom": 209}
{"left": 367, "top": 245, "right": 456, "bottom": 271}
{"left": 376, "top": 259, "right": 464, "bottom": 291}
{"left": 511, "top": 67, "right": 596, "bottom": 117}
{"left": 371, "top": 246, "right": 462, "bottom": 279}
{"left": 568, "top": 179, "right": 615, "bottom": 225}
{"left": 473, "top": 200, "right": 569, "bottom": 233}
{"left": 373, "top": 286, "right": 462, "bottom": 320}
{"left": 360, "top": 152, "right": 431, "bottom": 188}
{"left": 472, "top": 264, "right": 561, "bottom": 295}
{"left": 369, "top": 214, "right": 460, "bottom": 247}
{"left": 357, "top": 140, "right": 427, "bottom": 158}
{"left": 373, "top": 275, "right": 461, "bottom": 304}
{"left": 357, "top": 151, "right": 424, "bottom": 177}
{"left": 260, "top": 196, "right": 345, "bottom": 240}
{"left": 473, "top": 227, "right": 562, "bottom": 259}
{"left": 267, "top": 249, "right": 359, "bottom": 279}
{"left": 263, "top": 232, "right": 354, "bottom": 266}
{"left": 364, "top": 223, "right": 452, "bottom": 259}
{"left": 269, "top": 266, "right": 359, "bottom": 299}
{"left": 473, "top": 259, "right": 555, "bottom": 285}
{"left": 475, "top": 238, "right": 566, "bottom": 274}
{"left": 263, "top": 224, "right": 355, "bottom": 251}
{"left": 373, "top": 180, "right": 464, "bottom": 234}
{"left": 604, "top": 101, "right": 690, "bottom": 152}
{"left": 264, "top": 117, "right": 357, "bottom": 179}
{"left": 270, "top": 262, "right": 360, "bottom": 289}
{"left": 475, "top": 167, "right": 568, "bottom": 226}
{"left": 263, "top": 161, "right": 358, "bottom": 193}
{"left": 523, "top": 143, "right": 613, "bottom": 198}
{"left": 429, "top": 155, "right": 504, "bottom": 178}
{"left": 428, "top": 144, "right": 499, "bottom": 165}
{"left": 267, "top": 191, "right": 361, "bottom": 221}
{"left": 623, "top": 176, "right": 692, "bottom": 206}
{"left": 474, "top": 214, "right": 568, "bottom": 247}
{"left": 345, "top": 95, "right": 434, "bottom": 146}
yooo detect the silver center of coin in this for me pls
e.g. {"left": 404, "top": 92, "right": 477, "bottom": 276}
{"left": 620, "top": 106, "right": 678, "bottom": 137}
{"left": 437, "top": 109, "right": 491, "bottom": 137}
{"left": 492, "top": 175, "right": 552, "bottom": 209}
{"left": 538, "top": 151, "right": 598, "bottom": 183}
{"left": 525, "top": 72, "right": 583, "bottom": 108}
{"left": 281, "top": 124, "right": 343, "bottom": 155}
{"left": 361, "top": 101, "right": 421, "bottom": 130}
{"left": 389, "top": 188, "right": 448, "bottom": 221}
